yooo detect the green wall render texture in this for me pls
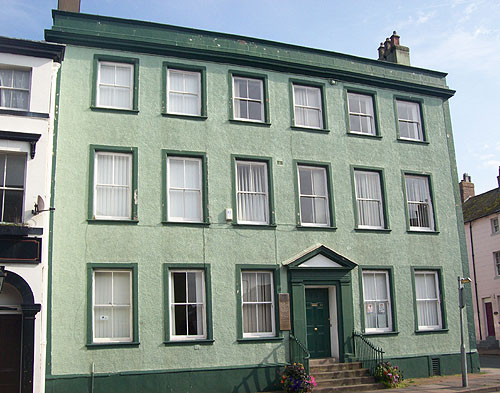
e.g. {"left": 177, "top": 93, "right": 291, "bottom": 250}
{"left": 47, "top": 13, "right": 474, "bottom": 386}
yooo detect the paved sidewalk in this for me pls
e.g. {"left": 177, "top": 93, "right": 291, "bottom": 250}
{"left": 364, "top": 368, "right": 500, "bottom": 393}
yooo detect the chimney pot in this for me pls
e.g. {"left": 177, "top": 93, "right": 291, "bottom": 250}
{"left": 58, "top": 0, "right": 80, "bottom": 12}
{"left": 390, "top": 31, "right": 400, "bottom": 46}
{"left": 378, "top": 31, "right": 410, "bottom": 66}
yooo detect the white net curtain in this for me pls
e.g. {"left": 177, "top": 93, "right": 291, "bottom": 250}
{"left": 242, "top": 272, "right": 273, "bottom": 334}
{"left": 0, "top": 69, "right": 30, "bottom": 110}
{"left": 355, "top": 171, "right": 384, "bottom": 228}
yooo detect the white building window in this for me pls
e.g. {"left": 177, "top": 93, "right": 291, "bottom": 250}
{"left": 170, "top": 270, "right": 206, "bottom": 340}
{"left": 167, "top": 69, "right": 201, "bottom": 116}
{"left": 397, "top": 100, "right": 423, "bottom": 141}
{"left": 362, "top": 271, "right": 392, "bottom": 333}
{"left": 93, "top": 270, "right": 132, "bottom": 343}
{"left": 293, "top": 84, "right": 323, "bottom": 129}
{"left": 233, "top": 76, "right": 264, "bottom": 122}
{"left": 241, "top": 271, "right": 275, "bottom": 337}
{"left": 0, "top": 68, "right": 30, "bottom": 110}
{"left": 236, "top": 160, "right": 269, "bottom": 225}
{"left": 348, "top": 92, "right": 376, "bottom": 135}
{"left": 354, "top": 170, "right": 385, "bottom": 229}
{"left": 494, "top": 251, "right": 500, "bottom": 276}
{"left": 298, "top": 165, "right": 329, "bottom": 226}
{"left": 415, "top": 271, "right": 442, "bottom": 331}
{"left": 0, "top": 153, "right": 25, "bottom": 223}
{"left": 405, "top": 175, "right": 434, "bottom": 231}
{"left": 94, "top": 152, "right": 132, "bottom": 220}
{"left": 492, "top": 217, "right": 499, "bottom": 234}
{"left": 97, "top": 62, "right": 133, "bottom": 110}
{"left": 167, "top": 157, "right": 202, "bottom": 222}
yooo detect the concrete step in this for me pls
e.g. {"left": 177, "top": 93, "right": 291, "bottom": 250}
{"left": 316, "top": 375, "right": 377, "bottom": 387}
{"left": 313, "top": 383, "right": 384, "bottom": 392}
{"left": 312, "top": 368, "right": 371, "bottom": 380}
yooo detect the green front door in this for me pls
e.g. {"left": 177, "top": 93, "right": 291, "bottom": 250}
{"left": 306, "top": 288, "right": 331, "bottom": 358}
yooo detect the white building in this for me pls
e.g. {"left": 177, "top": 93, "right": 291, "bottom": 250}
{"left": 461, "top": 169, "right": 500, "bottom": 346}
{"left": 0, "top": 36, "right": 64, "bottom": 393}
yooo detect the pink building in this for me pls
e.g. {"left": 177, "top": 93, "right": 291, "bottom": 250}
{"left": 461, "top": 168, "right": 500, "bottom": 346}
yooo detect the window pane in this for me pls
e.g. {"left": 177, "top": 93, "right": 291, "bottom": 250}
{"left": 236, "top": 99, "right": 247, "bottom": 119}
{"left": 248, "top": 101, "right": 262, "bottom": 121}
{"left": 98, "top": 86, "right": 114, "bottom": 107}
{"left": 314, "top": 198, "right": 328, "bottom": 224}
{"left": 247, "top": 80, "right": 261, "bottom": 100}
{"left": 187, "top": 305, "right": 202, "bottom": 335}
{"left": 184, "top": 160, "right": 200, "bottom": 189}
{"left": 100, "top": 64, "right": 115, "bottom": 84}
{"left": 184, "top": 73, "right": 199, "bottom": 94}
{"left": 294, "top": 86, "right": 307, "bottom": 106}
{"left": 184, "top": 191, "right": 201, "bottom": 221}
{"left": 3, "top": 190, "right": 23, "bottom": 223}
{"left": 95, "top": 272, "right": 112, "bottom": 304}
{"left": 306, "top": 108, "right": 321, "bottom": 128}
{"left": 0, "top": 155, "right": 4, "bottom": 186}
{"left": 187, "top": 272, "right": 197, "bottom": 303}
{"left": 375, "top": 273, "right": 388, "bottom": 299}
{"left": 114, "top": 87, "right": 131, "bottom": 108}
{"left": 173, "top": 272, "right": 186, "bottom": 303}
{"left": 350, "top": 114, "right": 361, "bottom": 132}
{"left": 363, "top": 273, "right": 376, "bottom": 300}
{"left": 257, "top": 304, "right": 272, "bottom": 332}
{"left": 299, "top": 167, "right": 313, "bottom": 195}
{"left": 300, "top": 197, "right": 314, "bottom": 223}
{"left": 94, "top": 306, "right": 112, "bottom": 338}
{"left": 312, "top": 168, "right": 327, "bottom": 196}
{"left": 114, "top": 155, "right": 130, "bottom": 186}
{"left": 307, "top": 87, "right": 321, "bottom": 108}
{"left": 257, "top": 273, "right": 271, "bottom": 301}
{"left": 174, "top": 305, "right": 187, "bottom": 335}
{"left": 115, "top": 66, "right": 131, "bottom": 87}
{"left": 183, "top": 95, "right": 199, "bottom": 115}
{"left": 113, "top": 306, "right": 131, "bottom": 338}
{"left": 235, "top": 78, "right": 247, "bottom": 98}
{"left": 5, "top": 155, "right": 25, "bottom": 188}
{"left": 243, "top": 304, "right": 257, "bottom": 333}
{"left": 169, "top": 92, "right": 184, "bottom": 113}
{"left": 11, "top": 91, "right": 29, "bottom": 110}
{"left": 242, "top": 272, "right": 257, "bottom": 302}
{"left": 113, "top": 272, "right": 131, "bottom": 305}
{"left": 169, "top": 159, "right": 185, "bottom": 188}
{"left": 0, "top": 70, "right": 13, "bottom": 87}
{"left": 97, "top": 154, "right": 113, "bottom": 184}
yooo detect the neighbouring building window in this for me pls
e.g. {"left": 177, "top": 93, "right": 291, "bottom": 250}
{"left": 93, "top": 269, "right": 133, "bottom": 343}
{"left": 492, "top": 217, "right": 499, "bottom": 234}
{"left": 241, "top": 271, "right": 275, "bottom": 337}
{"left": 494, "top": 251, "right": 500, "bottom": 276}
{"left": 232, "top": 76, "right": 264, "bottom": 122}
{"left": 0, "top": 68, "right": 30, "bottom": 110}
{"left": 167, "top": 69, "right": 201, "bottom": 116}
{"left": 414, "top": 271, "right": 442, "bottom": 330}
{"left": 348, "top": 92, "right": 376, "bottom": 135}
{"left": 362, "top": 271, "right": 392, "bottom": 332}
{"left": 0, "top": 153, "right": 26, "bottom": 223}
{"left": 354, "top": 170, "right": 385, "bottom": 229}
{"left": 293, "top": 84, "right": 323, "bottom": 128}
{"left": 169, "top": 270, "right": 206, "bottom": 340}
{"left": 405, "top": 175, "right": 434, "bottom": 231}
{"left": 167, "top": 156, "right": 202, "bottom": 222}
{"left": 297, "top": 165, "right": 330, "bottom": 226}
{"left": 236, "top": 160, "right": 269, "bottom": 224}
{"left": 397, "top": 100, "right": 423, "bottom": 141}
{"left": 93, "top": 151, "right": 132, "bottom": 220}
{"left": 97, "top": 62, "right": 134, "bottom": 110}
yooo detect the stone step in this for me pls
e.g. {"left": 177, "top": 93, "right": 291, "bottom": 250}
{"left": 313, "top": 383, "right": 385, "bottom": 392}
{"left": 309, "top": 366, "right": 368, "bottom": 378}
{"left": 309, "top": 357, "right": 338, "bottom": 366}
{"left": 310, "top": 364, "right": 368, "bottom": 375}
{"left": 316, "top": 375, "right": 377, "bottom": 387}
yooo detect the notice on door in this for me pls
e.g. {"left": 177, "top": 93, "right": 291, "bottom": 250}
{"left": 279, "top": 293, "right": 291, "bottom": 331}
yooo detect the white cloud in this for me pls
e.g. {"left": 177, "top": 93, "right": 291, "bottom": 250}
{"left": 484, "top": 160, "right": 500, "bottom": 168}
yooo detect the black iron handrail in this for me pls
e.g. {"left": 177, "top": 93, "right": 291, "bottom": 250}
{"left": 289, "top": 334, "right": 311, "bottom": 373}
{"left": 353, "top": 330, "right": 384, "bottom": 374}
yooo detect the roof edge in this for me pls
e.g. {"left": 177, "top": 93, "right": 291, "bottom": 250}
{"left": 0, "top": 36, "right": 65, "bottom": 63}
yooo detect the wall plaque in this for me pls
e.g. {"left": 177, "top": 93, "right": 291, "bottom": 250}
{"left": 279, "top": 293, "right": 291, "bottom": 331}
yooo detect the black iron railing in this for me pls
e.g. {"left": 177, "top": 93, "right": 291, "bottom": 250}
{"left": 353, "top": 330, "right": 384, "bottom": 374}
{"left": 289, "top": 334, "right": 311, "bottom": 373}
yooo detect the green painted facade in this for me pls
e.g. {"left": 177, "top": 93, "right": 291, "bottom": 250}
{"left": 45, "top": 10, "right": 477, "bottom": 392}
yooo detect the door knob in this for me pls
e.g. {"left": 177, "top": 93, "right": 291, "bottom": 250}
{"left": 314, "top": 327, "right": 318, "bottom": 331}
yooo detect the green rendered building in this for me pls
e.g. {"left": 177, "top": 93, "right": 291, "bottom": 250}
{"left": 44, "top": 7, "right": 478, "bottom": 393}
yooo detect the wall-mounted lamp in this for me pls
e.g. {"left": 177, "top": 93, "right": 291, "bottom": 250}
{"left": 0, "top": 266, "right": 7, "bottom": 293}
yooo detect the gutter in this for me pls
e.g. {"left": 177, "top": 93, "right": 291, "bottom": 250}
{"left": 469, "top": 221, "right": 482, "bottom": 340}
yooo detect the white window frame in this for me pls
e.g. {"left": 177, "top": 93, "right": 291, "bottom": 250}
{"left": 232, "top": 76, "right": 264, "bottom": 122}
{"left": 235, "top": 160, "right": 269, "bottom": 225}
{"left": 93, "top": 151, "right": 132, "bottom": 220}
{"left": 0, "top": 152, "right": 26, "bottom": 224}
{"left": 96, "top": 61, "right": 134, "bottom": 110}
{"left": 494, "top": 251, "right": 500, "bottom": 276}
{"left": 167, "top": 156, "right": 203, "bottom": 223}
{"left": 414, "top": 270, "right": 442, "bottom": 331}
{"left": 362, "top": 270, "right": 393, "bottom": 333}
{"left": 241, "top": 271, "right": 275, "bottom": 338}
{"left": 492, "top": 217, "right": 499, "bottom": 235}
{"left": 405, "top": 175, "right": 434, "bottom": 231}
{"left": 167, "top": 69, "right": 201, "bottom": 116}
{"left": 297, "top": 165, "right": 330, "bottom": 227}
{"left": 169, "top": 269, "right": 207, "bottom": 341}
{"left": 293, "top": 84, "right": 323, "bottom": 129}
{"left": 347, "top": 92, "right": 376, "bottom": 135}
{"left": 354, "top": 170, "right": 385, "bottom": 229}
{"left": 92, "top": 269, "right": 133, "bottom": 343}
{"left": 397, "top": 100, "right": 423, "bottom": 141}
{"left": 0, "top": 68, "right": 31, "bottom": 111}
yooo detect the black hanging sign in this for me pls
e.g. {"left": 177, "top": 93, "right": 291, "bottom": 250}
{"left": 0, "top": 237, "right": 41, "bottom": 264}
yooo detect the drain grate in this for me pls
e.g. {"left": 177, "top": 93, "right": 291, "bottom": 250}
{"left": 431, "top": 358, "right": 441, "bottom": 376}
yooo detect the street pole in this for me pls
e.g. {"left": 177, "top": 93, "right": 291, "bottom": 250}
{"left": 458, "top": 276, "right": 471, "bottom": 388}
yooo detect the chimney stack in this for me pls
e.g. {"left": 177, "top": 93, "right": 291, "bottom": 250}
{"left": 378, "top": 31, "right": 410, "bottom": 66}
{"left": 58, "top": 0, "right": 80, "bottom": 12}
{"left": 459, "top": 173, "right": 475, "bottom": 203}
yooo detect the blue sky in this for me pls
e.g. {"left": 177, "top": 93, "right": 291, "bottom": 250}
{"left": 1, "top": 0, "right": 499, "bottom": 194}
